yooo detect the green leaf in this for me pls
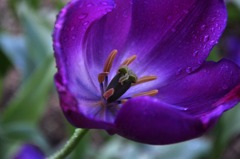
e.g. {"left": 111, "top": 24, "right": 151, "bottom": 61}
{"left": 17, "top": 2, "right": 53, "bottom": 65}
{"left": 0, "top": 33, "right": 31, "bottom": 78}
{"left": 0, "top": 56, "right": 55, "bottom": 125}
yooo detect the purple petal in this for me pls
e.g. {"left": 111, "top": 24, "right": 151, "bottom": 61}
{"left": 201, "top": 84, "right": 240, "bottom": 125}
{"left": 101, "top": 0, "right": 228, "bottom": 96}
{"left": 13, "top": 144, "right": 44, "bottom": 159}
{"left": 53, "top": 0, "right": 117, "bottom": 129}
{"left": 115, "top": 59, "right": 240, "bottom": 145}
{"left": 158, "top": 59, "right": 240, "bottom": 115}
{"left": 83, "top": 0, "right": 133, "bottom": 79}
{"left": 76, "top": 0, "right": 227, "bottom": 94}
{"left": 55, "top": 74, "right": 116, "bottom": 129}
{"left": 114, "top": 96, "right": 206, "bottom": 145}
{"left": 122, "top": 0, "right": 227, "bottom": 91}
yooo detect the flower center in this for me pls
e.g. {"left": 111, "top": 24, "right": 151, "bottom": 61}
{"left": 98, "top": 50, "right": 158, "bottom": 105}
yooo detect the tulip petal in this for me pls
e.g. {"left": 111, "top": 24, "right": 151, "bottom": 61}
{"left": 114, "top": 96, "right": 206, "bottom": 145}
{"left": 53, "top": 0, "right": 118, "bottom": 129}
{"left": 158, "top": 59, "right": 240, "bottom": 115}
{"left": 122, "top": 0, "right": 227, "bottom": 89}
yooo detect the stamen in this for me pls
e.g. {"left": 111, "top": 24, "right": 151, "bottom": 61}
{"left": 121, "top": 55, "right": 137, "bottom": 66}
{"left": 98, "top": 72, "right": 109, "bottom": 83}
{"left": 103, "top": 49, "right": 118, "bottom": 72}
{"left": 132, "top": 75, "right": 157, "bottom": 86}
{"left": 103, "top": 88, "right": 114, "bottom": 100}
{"left": 121, "top": 99, "right": 128, "bottom": 104}
{"left": 133, "top": 89, "right": 158, "bottom": 97}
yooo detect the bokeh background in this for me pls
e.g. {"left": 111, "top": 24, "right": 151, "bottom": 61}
{"left": 0, "top": 0, "right": 240, "bottom": 159}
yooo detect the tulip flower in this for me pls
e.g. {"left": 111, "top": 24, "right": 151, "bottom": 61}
{"left": 53, "top": 0, "right": 240, "bottom": 144}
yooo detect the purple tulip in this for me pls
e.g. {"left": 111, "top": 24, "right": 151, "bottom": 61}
{"left": 13, "top": 144, "right": 45, "bottom": 159}
{"left": 53, "top": 0, "right": 240, "bottom": 144}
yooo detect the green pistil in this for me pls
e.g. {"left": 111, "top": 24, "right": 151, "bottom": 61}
{"left": 105, "top": 66, "right": 137, "bottom": 103}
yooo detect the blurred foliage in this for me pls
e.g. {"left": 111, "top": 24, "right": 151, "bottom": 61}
{"left": 0, "top": 0, "right": 240, "bottom": 159}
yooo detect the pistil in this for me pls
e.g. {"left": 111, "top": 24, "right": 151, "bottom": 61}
{"left": 98, "top": 50, "right": 158, "bottom": 106}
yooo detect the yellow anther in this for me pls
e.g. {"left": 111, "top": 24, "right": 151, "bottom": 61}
{"left": 121, "top": 55, "right": 137, "bottom": 66}
{"left": 103, "top": 88, "right": 115, "bottom": 100}
{"left": 98, "top": 72, "right": 109, "bottom": 83}
{"left": 103, "top": 49, "right": 118, "bottom": 72}
{"left": 133, "top": 89, "right": 158, "bottom": 97}
{"left": 121, "top": 99, "right": 128, "bottom": 104}
{"left": 132, "top": 75, "right": 157, "bottom": 86}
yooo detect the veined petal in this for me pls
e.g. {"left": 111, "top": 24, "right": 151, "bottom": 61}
{"left": 158, "top": 59, "right": 240, "bottom": 115}
{"left": 121, "top": 0, "right": 227, "bottom": 90}
{"left": 83, "top": 0, "right": 133, "bottom": 81}
{"left": 53, "top": 0, "right": 117, "bottom": 129}
{"left": 114, "top": 97, "right": 206, "bottom": 145}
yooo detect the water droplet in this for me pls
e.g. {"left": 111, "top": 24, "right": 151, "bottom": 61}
{"left": 193, "top": 51, "right": 199, "bottom": 57}
{"left": 176, "top": 68, "right": 182, "bottom": 75}
{"left": 105, "top": 8, "right": 112, "bottom": 13}
{"left": 86, "top": 3, "right": 93, "bottom": 7}
{"left": 83, "top": 21, "right": 89, "bottom": 26}
{"left": 200, "top": 24, "right": 206, "bottom": 31}
{"left": 101, "top": 1, "right": 108, "bottom": 5}
{"left": 203, "top": 35, "right": 209, "bottom": 42}
{"left": 211, "top": 17, "right": 216, "bottom": 22}
{"left": 209, "top": 40, "right": 216, "bottom": 45}
{"left": 186, "top": 67, "right": 192, "bottom": 73}
{"left": 78, "top": 13, "right": 88, "bottom": 20}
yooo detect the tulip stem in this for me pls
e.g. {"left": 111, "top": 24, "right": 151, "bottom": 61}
{"left": 47, "top": 128, "right": 89, "bottom": 159}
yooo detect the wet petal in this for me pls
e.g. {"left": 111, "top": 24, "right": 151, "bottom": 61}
{"left": 83, "top": 0, "right": 133, "bottom": 80}
{"left": 115, "top": 97, "right": 207, "bottom": 145}
{"left": 124, "top": 0, "right": 227, "bottom": 88}
{"left": 53, "top": 0, "right": 115, "bottom": 98}
{"left": 53, "top": 0, "right": 117, "bottom": 129}
{"left": 158, "top": 59, "right": 240, "bottom": 115}
{"left": 55, "top": 74, "right": 117, "bottom": 129}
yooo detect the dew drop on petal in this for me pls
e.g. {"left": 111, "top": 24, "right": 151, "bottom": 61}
{"left": 185, "top": 67, "right": 192, "bottom": 73}
{"left": 78, "top": 13, "right": 88, "bottom": 20}
{"left": 83, "top": 21, "right": 89, "bottom": 26}
{"left": 200, "top": 24, "right": 206, "bottom": 31}
{"left": 193, "top": 51, "right": 199, "bottom": 57}
{"left": 203, "top": 35, "right": 209, "bottom": 42}
{"left": 105, "top": 8, "right": 112, "bottom": 13}
{"left": 176, "top": 68, "right": 182, "bottom": 75}
{"left": 211, "top": 17, "right": 216, "bottom": 22}
{"left": 86, "top": 3, "right": 93, "bottom": 7}
{"left": 101, "top": 1, "right": 108, "bottom": 5}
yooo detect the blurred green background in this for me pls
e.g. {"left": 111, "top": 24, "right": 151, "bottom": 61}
{"left": 0, "top": 0, "right": 240, "bottom": 159}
